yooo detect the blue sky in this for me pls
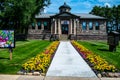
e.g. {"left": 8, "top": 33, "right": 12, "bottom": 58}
{"left": 44, "top": 0, "right": 120, "bottom": 13}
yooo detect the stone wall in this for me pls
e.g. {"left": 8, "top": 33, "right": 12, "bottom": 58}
{"left": 27, "top": 34, "right": 107, "bottom": 40}
{"left": 76, "top": 35, "right": 107, "bottom": 40}
{"left": 27, "top": 34, "right": 51, "bottom": 40}
{"left": 77, "top": 20, "right": 107, "bottom": 36}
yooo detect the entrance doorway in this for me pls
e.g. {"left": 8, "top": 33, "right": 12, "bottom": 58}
{"left": 62, "top": 24, "right": 68, "bottom": 34}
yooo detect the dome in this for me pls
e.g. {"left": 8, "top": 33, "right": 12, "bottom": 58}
{"left": 59, "top": 2, "right": 71, "bottom": 10}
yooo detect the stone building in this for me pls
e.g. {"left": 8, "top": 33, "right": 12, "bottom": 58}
{"left": 28, "top": 2, "right": 107, "bottom": 40}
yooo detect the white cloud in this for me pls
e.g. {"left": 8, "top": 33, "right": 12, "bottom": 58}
{"left": 83, "top": 2, "right": 92, "bottom": 8}
{"left": 104, "top": 3, "right": 111, "bottom": 7}
{"left": 44, "top": 0, "right": 119, "bottom": 13}
{"left": 98, "top": 0, "right": 112, "bottom": 3}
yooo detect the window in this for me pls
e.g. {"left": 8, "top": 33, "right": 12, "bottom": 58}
{"left": 89, "top": 22, "right": 93, "bottom": 30}
{"left": 44, "top": 21, "right": 49, "bottom": 30}
{"left": 37, "top": 22, "right": 41, "bottom": 29}
{"left": 32, "top": 23, "right": 35, "bottom": 29}
{"left": 82, "top": 22, "right": 87, "bottom": 30}
{"left": 44, "top": 22, "right": 47, "bottom": 26}
{"left": 95, "top": 22, "right": 99, "bottom": 30}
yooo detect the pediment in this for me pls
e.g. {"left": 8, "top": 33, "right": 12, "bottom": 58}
{"left": 59, "top": 13, "right": 72, "bottom": 17}
{"left": 50, "top": 12, "right": 80, "bottom": 18}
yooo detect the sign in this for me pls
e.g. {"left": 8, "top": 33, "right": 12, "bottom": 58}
{"left": 0, "top": 30, "right": 15, "bottom": 48}
{"left": 108, "top": 36, "right": 114, "bottom": 45}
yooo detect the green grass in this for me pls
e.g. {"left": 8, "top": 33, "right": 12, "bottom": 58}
{"left": 78, "top": 40, "right": 120, "bottom": 70}
{"left": 0, "top": 40, "right": 51, "bottom": 74}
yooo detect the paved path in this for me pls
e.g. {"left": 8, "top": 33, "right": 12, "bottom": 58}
{"left": 46, "top": 41, "right": 97, "bottom": 77}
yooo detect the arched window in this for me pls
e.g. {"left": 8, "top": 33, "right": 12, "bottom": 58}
{"left": 82, "top": 22, "right": 87, "bottom": 30}
{"left": 89, "top": 22, "right": 93, "bottom": 30}
{"left": 95, "top": 22, "right": 99, "bottom": 30}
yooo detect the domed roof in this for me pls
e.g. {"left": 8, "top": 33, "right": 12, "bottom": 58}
{"left": 59, "top": 2, "right": 71, "bottom": 10}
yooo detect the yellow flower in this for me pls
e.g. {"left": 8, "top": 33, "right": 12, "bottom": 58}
{"left": 22, "top": 41, "right": 60, "bottom": 72}
{"left": 71, "top": 40, "right": 116, "bottom": 72}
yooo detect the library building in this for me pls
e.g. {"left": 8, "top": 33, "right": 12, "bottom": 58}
{"left": 28, "top": 2, "right": 107, "bottom": 40}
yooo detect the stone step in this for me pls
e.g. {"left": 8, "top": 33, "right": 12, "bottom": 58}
{"left": 60, "top": 35, "right": 68, "bottom": 40}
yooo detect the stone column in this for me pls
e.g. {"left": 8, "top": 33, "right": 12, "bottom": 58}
{"left": 54, "top": 19, "right": 57, "bottom": 34}
{"left": 86, "top": 21, "right": 89, "bottom": 31}
{"left": 76, "top": 20, "right": 79, "bottom": 34}
{"left": 70, "top": 19, "right": 73, "bottom": 34}
{"left": 41, "top": 21, "right": 44, "bottom": 30}
{"left": 35, "top": 23, "right": 38, "bottom": 30}
{"left": 51, "top": 21, "right": 53, "bottom": 34}
{"left": 93, "top": 21, "right": 95, "bottom": 32}
{"left": 58, "top": 19, "right": 61, "bottom": 39}
{"left": 73, "top": 19, "right": 76, "bottom": 35}
{"left": 104, "top": 21, "right": 107, "bottom": 32}
{"left": 58, "top": 19, "right": 61, "bottom": 34}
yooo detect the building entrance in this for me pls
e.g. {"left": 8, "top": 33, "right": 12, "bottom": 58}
{"left": 62, "top": 24, "right": 68, "bottom": 34}
{"left": 61, "top": 20, "right": 69, "bottom": 34}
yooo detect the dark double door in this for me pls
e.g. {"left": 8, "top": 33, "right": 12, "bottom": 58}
{"left": 62, "top": 24, "right": 68, "bottom": 34}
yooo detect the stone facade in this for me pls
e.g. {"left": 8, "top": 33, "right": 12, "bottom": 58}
{"left": 28, "top": 3, "right": 107, "bottom": 40}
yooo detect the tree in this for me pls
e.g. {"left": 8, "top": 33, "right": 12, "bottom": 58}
{"left": 0, "top": 0, "right": 50, "bottom": 34}
{"left": 89, "top": 5, "right": 120, "bottom": 33}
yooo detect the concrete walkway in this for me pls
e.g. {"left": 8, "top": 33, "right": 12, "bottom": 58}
{"left": 46, "top": 41, "right": 97, "bottom": 77}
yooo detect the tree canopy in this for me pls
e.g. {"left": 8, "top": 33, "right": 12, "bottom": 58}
{"left": 0, "top": 0, "right": 50, "bottom": 34}
{"left": 89, "top": 5, "right": 120, "bottom": 33}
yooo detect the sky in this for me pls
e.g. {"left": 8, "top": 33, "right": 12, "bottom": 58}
{"left": 44, "top": 0, "right": 120, "bottom": 13}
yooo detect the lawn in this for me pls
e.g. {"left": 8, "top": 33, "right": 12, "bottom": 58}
{"left": 78, "top": 40, "right": 120, "bottom": 70}
{"left": 0, "top": 40, "right": 51, "bottom": 74}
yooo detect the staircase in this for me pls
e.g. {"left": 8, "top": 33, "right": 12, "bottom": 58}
{"left": 60, "top": 34, "right": 68, "bottom": 40}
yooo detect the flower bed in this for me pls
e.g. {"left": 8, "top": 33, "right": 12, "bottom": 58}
{"left": 21, "top": 41, "right": 59, "bottom": 75}
{"left": 71, "top": 41, "right": 119, "bottom": 77}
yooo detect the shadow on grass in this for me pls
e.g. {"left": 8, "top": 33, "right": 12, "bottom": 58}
{"left": 97, "top": 48, "right": 109, "bottom": 52}
{"left": 91, "top": 44, "right": 97, "bottom": 46}
{"left": 16, "top": 39, "right": 29, "bottom": 41}
{"left": 0, "top": 57, "right": 9, "bottom": 60}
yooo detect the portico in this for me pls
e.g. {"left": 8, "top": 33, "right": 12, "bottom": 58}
{"left": 51, "top": 13, "right": 80, "bottom": 36}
